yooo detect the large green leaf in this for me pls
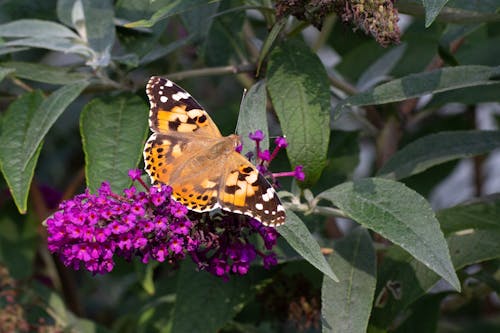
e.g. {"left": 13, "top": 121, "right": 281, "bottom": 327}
{"left": 278, "top": 211, "right": 338, "bottom": 282}
{"left": 22, "top": 81, "right": 88, "bottom": 170}
{"left": 322, "top": 227, "right": 376, "bottom": 333}
{"left": 372, "top": 229, "right": 500, "bottom": 327}
{"left": 236, "top": 80, "right": 269, "bottom": 154}
{"left": 335, "top": 65, "right": 500, "bottom": 114}
{"left": 437, "top": 196, "right": 500, "bottom": 235}
{"left": 0, "top": 92, "right": 44, "bottom": 213}
{"left": 80, "top": 94, "right": 149, "bottom": 193}
{"left": 319, "top": 178, "right": 460, "bottom": 291}
{"left": 172, "top": 261, "right": 254, "bottom": 333}
{"left": 1, "top": 61, "right": 89, "bottom": 84}
{"left": 422, "top": 0, "right": 451, "bottom": 27}
{"left": 267, "top": 39, "right": 330, "bottom": 186}
{"left": 378, "top": 130, "right": 500, "bottom": 180}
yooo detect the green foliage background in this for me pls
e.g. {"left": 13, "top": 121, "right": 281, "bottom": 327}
{"left": 0, "top": 0, "right": 499, "bottom": 332}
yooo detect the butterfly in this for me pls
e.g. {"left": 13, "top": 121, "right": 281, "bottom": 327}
{"left": 143, "top": 76, "right": 286, "bottom": 227}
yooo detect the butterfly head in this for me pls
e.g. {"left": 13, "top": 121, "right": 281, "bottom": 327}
{"left": 228, "top": 134, "right": 241, "bottom": 150}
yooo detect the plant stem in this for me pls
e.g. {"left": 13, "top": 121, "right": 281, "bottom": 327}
{"left": 166, "top": 64, "right": 256, "bottom": 81}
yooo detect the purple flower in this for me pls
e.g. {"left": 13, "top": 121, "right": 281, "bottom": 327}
{"left": 274, "top": 136, "right": 288, "bottom": 148}
{"left": 258, "top": 150, "right": 271, "bottom": 162}
{"left": 210, "top": 258, "right": 229, "bottom": 277}
{"left": 169, "top": 237, "right": 184, "bottom": 254}
{"left": 293, "top": 165, "right": 305, "bottom": 181}
{"left": 45, "top": 169, "right": 281, "bottom": 279}
{"left": 171, "top": 202, "right": 188, "bottom": 218}
{"left": 128, "top": 169, "right": 142, "bottom": 180}
{"left": 249, "top": 130, "right": 265, "bottom": 142}
{"left": 263, "top": 253, "right": 278, "bottom": 269}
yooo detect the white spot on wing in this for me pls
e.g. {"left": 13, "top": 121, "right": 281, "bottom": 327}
{"left": 172, "top": 91, "right": 191, "bottom": 101}
{"left": 262, "top": 188, "right": 275, "bottom": 202}
{"left": 187, "top": 109, "right": 203, "bottom": 117}
{"left": 160, "top": 96, "right": 168, "bottom": 103}
{"left": 255, "top": 203, "right": 263, "bottom": 210}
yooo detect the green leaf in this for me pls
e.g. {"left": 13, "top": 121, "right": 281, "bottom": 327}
{"left": 80, "top": 94, "right": 149, "bottom": 193}
{"left": 0, "top": 92, "right": 44, "bottom": 213}
{"left": 319, "top": 178, "right": 460, "bottom": 291}
{"left": 447, "top": 229, "right": 500, "bottom": 271}
{"left": 0, "top": 46, "right": 29, "bottom": 56}
{"left": 180, "top": 1, "right": 219, "bottom": 40}
{"left": 378, "top": 130, "right": 500, "bottom": 180}
{"left": 398, "top": 0, "right": 500, "bottom": 24}
{"left": 315, "top": 131, "right": 360, "bottom": 193}
{"left": 61, "top": 0, "right": 115, "bottom": 67}
{"left": 22, "top": 81, "right": 89, "bottom": 170}
{"left": 426, "top": 83, "right": 500, "bottom": 109}
{"left": 267, "top": 39, "right": 330, "bottom": 186}
{"left": 203, "top": 0, "right": 244, "bottom": 66}
{"left": 335, "top": 65, "right": 500, "bottom": 114}
{"left": 126, "top": 0, "right": 222, "bottom": 28}
{"left": 278, "top": 211, "right": 338, "bottom": 282}
{"left": 139, "top": 35, "right": 196, "bottom": 66}
{"left": 135, "top": 262, "right": 157, "bottom": 295}
{"left": 423, "top": 0, "right": 450, "bottom": 27}
{"left": 373, "top": 229, "right": 500, "bottom": 327}
{"left": 437, "top": 195, "right": 500, "bottom": 235}
{"left": 0, "top": 215, "right": 38, "bottom": 278}
{"left": 256, "top": 17, "right": 287, "bottom": 76}
{"left": 356, "top": 43, "right": 407, "bottom": 91}
{"left": 0, "top": 19, "right": 79, "bottom": 38}
{"left": 0, "top": 67, "right": 14, "bottom": 82}
{"left": 172, "top": 261, "right": 253, "bottom": 332}
{"left": 236, "top": 80, "right": 269, "bottom": 154}
{"left": 322, "top": 227, "right": 376, "bottom": 333}
{"left": 33, "top": 282, "right": 113, "bottom": 332}
{"left": 2, "top": 37, "right": 93, "bottom": 57}
{"left": 1, "top": 61, "right": 89, "bottom": 84}
{"left": 393, "top": 294, "right": 444, "bottom": 333}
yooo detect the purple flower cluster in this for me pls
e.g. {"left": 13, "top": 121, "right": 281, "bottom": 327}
{"left": 46, "top": 181, "right": 191, "bottom": 274}
{"left": 46, "top": 171, "right": 280, "bottom": 279}
{"left": 247, "top": 130, "right": 305, "bottom": 182}
{"left": 191, "top": 215, "right": 278, "bottom": 279}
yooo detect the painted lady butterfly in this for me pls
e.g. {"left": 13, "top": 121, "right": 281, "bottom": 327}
{"left": 143, "top": 76, "right": 286, "bottom": 227}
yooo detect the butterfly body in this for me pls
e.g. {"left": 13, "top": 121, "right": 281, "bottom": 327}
{"left": 144, "top": 76, "right": 286, "bottom": 226}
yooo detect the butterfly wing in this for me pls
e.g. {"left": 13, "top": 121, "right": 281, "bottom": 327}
{"left": 144, "top": 133, "right": 225, "bottom": 212}
{"left": 219, "top": 152, "right": 286, "bottom": 226}
{"left": 146, "top": 76, "right": 222, "bottom": 137}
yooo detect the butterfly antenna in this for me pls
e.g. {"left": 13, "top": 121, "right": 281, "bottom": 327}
{"left": 235, "top": 88, "right": 248, "bottom": 134}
